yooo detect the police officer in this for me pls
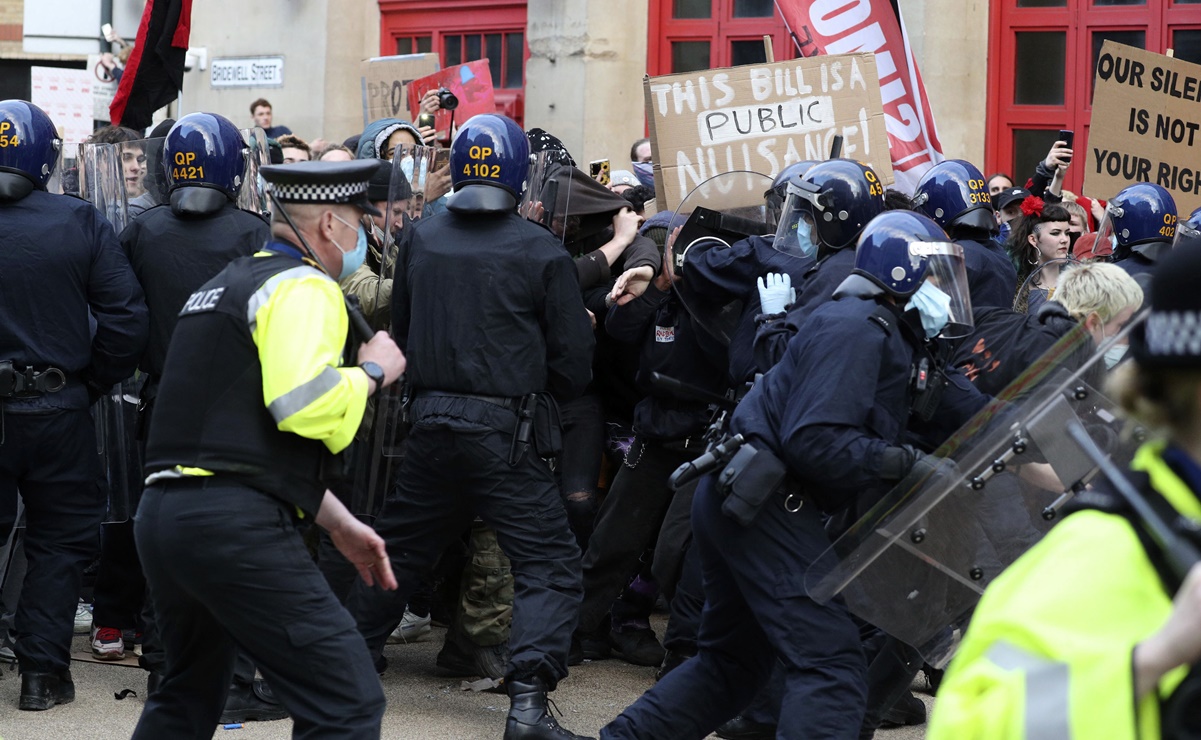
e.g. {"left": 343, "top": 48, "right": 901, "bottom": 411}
{"left": 602, "top": 211, "right": 977, "bottom": 740}
{"left": 912, "top": 159, "right": 1018, "bottom": 308}
{"left": 752, "top": 159, "right": 886, "bottom": 372}
{"left": 118, "top": 112, "right": 278, "bottom": 718}
{"left": 0, "top": 100, "right": 148, "bottom": 710}
{"left": 346, "top": 114, "right": 595, "bottom": 740}
{"left": 131, "top": 159, "right": 406, "bottom": 738}
{"left": 680, "top": 163, "right": 817, "bottom": 384}
{"left": 1098, "top": 182, "right": 1178, "bottom": 285}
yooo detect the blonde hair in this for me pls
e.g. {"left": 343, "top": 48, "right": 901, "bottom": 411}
{"left": 1055, "top": 262, "right": 1143, "bottom": 323}
{"left": 1063, "top": 200, "right": 1088, "bottom": 230}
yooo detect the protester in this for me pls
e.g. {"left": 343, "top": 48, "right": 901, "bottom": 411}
{"left": 249, "top": 98, "right": 292, "bottom": 138}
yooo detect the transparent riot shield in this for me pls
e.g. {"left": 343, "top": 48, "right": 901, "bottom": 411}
{"left": 45, "top": 140, "right": 78, "bottom": 197}
{"left": 806, "top": 311, "right": 1147, "bottom": 667}
{"left": 238, "top": 127, "right": 272, "bottom": 219}
{"left": 393, "top": 143, "right": 439, "bottom": 224}
{"left": 520, "top": 150, "right": 559, "bottom": 224}
{"left": 126, "top": 137, "right": 167, "bottom": 220}
{"left": 666, "top": 171, "right": 776, "bottom": 346}
{"left": 1013, "top": 257, "right": 1079, "bottom": 314}
{"left": 76, "top": 141, "right": 129, "bottom": 232}
{"left": 333, "top": 147, "right": 427, "bottom": 521}
{"left": 92, "top": 376, "right": 143, "bottom": 523}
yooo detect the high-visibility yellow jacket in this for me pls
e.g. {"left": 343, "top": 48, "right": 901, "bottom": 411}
{"left": 928, "top": 442, "right": 1200, "bottom": 740}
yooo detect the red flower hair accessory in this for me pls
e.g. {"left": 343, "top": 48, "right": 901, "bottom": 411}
{"left": 1020, "top": 195, "right": 1045, "bottom": 218}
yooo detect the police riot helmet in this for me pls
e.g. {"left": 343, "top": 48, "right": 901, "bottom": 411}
{"left": 0, "top": 100, "right": 61, "bottom": 189}
{"left": 771, "top": 159, "right": 885, "bottom": 258}
{"left": 164, "top": 112, "right": 246, "bottom": 197}
{"left": 1097, "top": 182, "right": 1178, "bottom": 258}
{"left": 911, "top": 159, "right": 996, "bottom": 235}
{"left": 449, "top": 114, "right": 529, "bottom": 212}
{"left": 764, "top": 160, "right": 818, "bottom": 224}
{"left": 1172, "top": 205, "right": 1201, "bottom": 248}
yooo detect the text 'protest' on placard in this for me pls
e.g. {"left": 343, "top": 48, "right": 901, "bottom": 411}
{"left": 645, "top": 54, "right": 892, "bottom": 213}
{"left": 1086, "top": 41, "right": 1201, "bottom": 214}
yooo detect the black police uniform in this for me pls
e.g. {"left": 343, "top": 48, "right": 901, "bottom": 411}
{"left": 576, "top": 283, "right": 727, "bottom": 641}
{"left": 0, "top": 188, "right": 147, "bottom": 684}
{"left": 132, "top": 245, "right": 385, "bottom": 739}
{"left": 1114, "top": 240, "right": 1171, "bottom": 285}
{"left": 957, "top": 236, "right": 1019, "bottom": 308}
{"left": 347, "top": 204, "right": 594, "bottom": 688}
{"left": 681, "top": 235, "right": 813, "bottom": 383}
{"left": 604, "top": 290, "right": 938, "bottom": 739}
{"left": 116, "top": 197, "right": 270, "bottom": 693}
{"left": 753, "top": 247, "right": 857, "bottom": 372}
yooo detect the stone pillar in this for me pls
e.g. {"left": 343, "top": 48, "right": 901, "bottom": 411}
{"left": 524, "top": 0, "right": 649, "bottom": 169}
{"left": 322, "top": 0, "right": 380, "bottom": 143}
{"left": 897, "top": 0, "right": 989, "bottom": 166}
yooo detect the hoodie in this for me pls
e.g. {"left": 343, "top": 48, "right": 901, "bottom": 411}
{"left": 355, "top": 118, "right": 424, "bottom": 161}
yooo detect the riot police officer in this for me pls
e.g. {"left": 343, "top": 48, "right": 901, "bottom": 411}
{"left": 602, "top": 211, "right": 976, "bottom": 740}
{"left": 346, "top": 114, "right": 595, "bottom": 740}
{"left": 132, "top": 159, "right": 406, "bottom": 738}
{"left": 752, "top": 159, "right": 886, "bottom": 372}
{"left": 0, "top": 100, "right": 148, "bottom": 710}
{"left": 118, "top": 112, "right": 277, "bottom": 718}
{"left": 1097, "top": 182, "right": 1178, "bottom": 285}
{"left": 912, "top": 159, "right": 1018, "bottom": 308}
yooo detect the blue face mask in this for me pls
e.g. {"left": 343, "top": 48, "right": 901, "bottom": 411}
{"left": 795, "top": 217, "right": 818, "bottom": 259}
{"left": 333, "top": 215, "right": 368, "bottom": 280}
{"left": 997, "top": 219, "right": 1011, "bottom": 243}
{"left": 906, "top": 279, "right": 952, "bottom": 339}
{"left": 633, "top": 161, "right": 655, "bottom": 188}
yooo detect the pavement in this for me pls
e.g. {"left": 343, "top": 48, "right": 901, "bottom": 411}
{"left": 0, "top": 625, "right": 931, "bottom": 740}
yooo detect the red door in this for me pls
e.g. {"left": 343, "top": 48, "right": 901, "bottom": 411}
{"left": 377, "top": 0, "right": 529, "bottom": 125}
{"left": 648, "top": 0, "right": 797, "bottom": 76}
{"left": 987, "top": 0, "right": 1201, "bottom": 197}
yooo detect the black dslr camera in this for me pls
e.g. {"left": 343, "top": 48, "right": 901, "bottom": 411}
{"left": 435, "top": 88, "right": 459, "bottom": 111}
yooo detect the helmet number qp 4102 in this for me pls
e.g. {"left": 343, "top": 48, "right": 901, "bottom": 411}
{"left": 463, "top": 163, "right": 501, "bottom": 178}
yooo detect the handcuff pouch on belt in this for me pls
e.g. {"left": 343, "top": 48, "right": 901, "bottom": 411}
{"left": 0, "top": 361, "right": 67, "bottom": 399}
{"left": 717, "top": 442, "right": 789, "bottom": 527}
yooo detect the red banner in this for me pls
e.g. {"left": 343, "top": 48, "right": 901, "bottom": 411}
{"left": 774, "top": 0, "right": 944, "bottom": 192}
{"left": 407, "top": 60, "right": 497, "bottom": 140}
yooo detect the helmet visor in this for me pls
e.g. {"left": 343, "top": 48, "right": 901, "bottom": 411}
{"left": 1172, "top": 218, "right": 1200, "bottom": 248}
{"left": 1093, "top": 203, "right": 1122, "bottom": 258}
{"left": 911, "top": 241, "right": 974, "bottom": 339}
{"left": 772, "top": 180, "right": 824, "bottom": 259}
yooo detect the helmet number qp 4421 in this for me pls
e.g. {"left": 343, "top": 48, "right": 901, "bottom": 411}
{"left": 172, "top": 165, "right": 206, "bottom": 181}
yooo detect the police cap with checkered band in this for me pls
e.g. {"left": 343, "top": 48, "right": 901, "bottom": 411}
{"left": 1131, "top": 242, "right": 1201, "bottom": 368}
{"left": 259, "top": 159, "right": 382, "bottom": 217}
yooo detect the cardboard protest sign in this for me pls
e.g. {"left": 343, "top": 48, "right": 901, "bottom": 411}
{"left": 644, "top": 53, "right": 893, "bottom": 213}
{"left": 360, "top": 54, "right": 440, "bottom": 126}
{"left": 1086, "top": 41, "right": 1201, "bottom": 214}
{"left": 407, "top": 61, "right": 496, "bottom": 140}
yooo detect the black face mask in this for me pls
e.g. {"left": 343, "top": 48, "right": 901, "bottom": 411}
{"left": 1068, "top": 230, "right": 1082, "bottom": 252}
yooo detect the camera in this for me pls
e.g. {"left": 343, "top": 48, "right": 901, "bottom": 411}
{"left": 435, "top": 88, "right": 459, "bottom": 111}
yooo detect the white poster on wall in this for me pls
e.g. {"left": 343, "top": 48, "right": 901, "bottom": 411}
{"left": 31, "top": 66, "right": 94, "bottom": 156}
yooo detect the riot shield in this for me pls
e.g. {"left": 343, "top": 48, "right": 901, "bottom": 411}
{"left": 238, "top": 126, "right": 272, "bottom": 219}
{"left": 92, "top": 376, "right": 143, "bottom": 523}
{"left": 126, "top": 137, "right": 167, "bottom": 220}
{"left": 334, "top": 146, "right": 428, "bottom": 521}
{"left": 666, "top": 171, "right": 776, "bottom": 346}
{"left": 393, "top": 142, "right": 438, "bottom": 223}
{"left": 76, "top": 141, "right": 129, "bottom": 232}
{"left": 520, "top": 149, "right": 559, "bottom": 224}
{"left": 1013, "top": 257, "right": 1079, "bottom": 314}
{"left": 806, "top": 311, "right": 1147, "bottom": 667}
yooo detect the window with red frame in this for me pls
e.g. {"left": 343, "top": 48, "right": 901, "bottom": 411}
{"left": 988, "top": 0, "right": 1201, "bottom": 197}
{"left": 649, "top": 0, "right": 797, "bottom": 76}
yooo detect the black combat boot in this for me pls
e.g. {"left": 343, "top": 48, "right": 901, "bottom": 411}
{"left": 19, "top": 670, "right": 75, "bottom": 711}
{"left": 504, "top": 677, "right": 595, "bottom": 740}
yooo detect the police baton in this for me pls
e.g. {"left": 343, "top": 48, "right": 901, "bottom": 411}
{"left": 267, "top": 191, "right": 375, "bottom": 344}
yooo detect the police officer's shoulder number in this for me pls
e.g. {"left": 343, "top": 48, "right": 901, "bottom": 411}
{"left": 179, "top": 287, "right": 226, "bottom": 316}
{"left": 462, "top": 145, "right": 500, "bottom": 179}
{"left": 171, "top": 150, "right": 205, "bottom": 182}
{"left": 0, "top": 121, "right": 18, "bottom": 148}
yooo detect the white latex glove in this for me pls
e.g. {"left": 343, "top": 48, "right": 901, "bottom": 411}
{"left": 757, "top": 273, "right": 795, "bottom": 315}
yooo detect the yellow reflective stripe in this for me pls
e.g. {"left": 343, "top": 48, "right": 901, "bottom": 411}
{"left": 266, "top": 365, "right": 343, "bottom": 424}
{"left": 985, "top": 642, "right": 1071, "bottom": 740}
{"left": 1132, "top": 442, "right": 1201, "bottom": 521}
{"left": 144, "top": 466, "right": 215, "bottom": 485}
{"left": 246, "top": 265, "right": 329, "bottom": 333}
